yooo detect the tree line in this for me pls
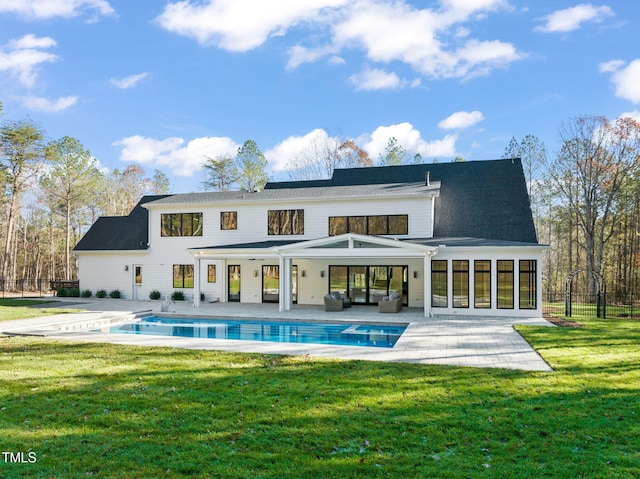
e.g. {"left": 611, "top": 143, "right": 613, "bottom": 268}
{"left": 3, "top": 101, "right": 639, "bottom": 300}
{"left": 0, "top": 114, "right": 170, "bottom": 284}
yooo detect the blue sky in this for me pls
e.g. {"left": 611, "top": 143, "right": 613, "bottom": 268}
{"left": 1, "top": 0, "right": 639, "bottom": 192}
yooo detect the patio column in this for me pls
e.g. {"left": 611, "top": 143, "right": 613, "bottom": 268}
{"left": 278, "top": 254, "right": 285, "bottom": 312}
{"left": 283, "top": 257, "right": 293, "bottom": 311}
{"left": 424, "top": 253, "right": 432, "bottom": 318}
{"left": 194, "top": 257, "right": 201, "bottom": 308}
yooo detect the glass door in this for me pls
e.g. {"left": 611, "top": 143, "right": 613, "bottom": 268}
{"left": 262, "top": 265, "right": 279, "bottom": 303}
{"left": 368, "top": 266, "right": 388, "bottom": 303}
{"left": 228, "top": 265, "right": 241, "bottom": 302}
{"left": 349, "top": 266, "right": 367, "bottom": 304}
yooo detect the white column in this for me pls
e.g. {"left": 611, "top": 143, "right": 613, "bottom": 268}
{"left": 278, "top": 254, "right": 286, "bottom": 312}
{"left": 283, "top": 257, "right": 292, "bottom": 311}
{"left": 194, "top": 258, "right": 201, "bottom": 308}
{"left": 424, "top": 253, "right": 432, "bottom": 317}
{"left": 221, "top": 259, "right": 227, "bottom": 303}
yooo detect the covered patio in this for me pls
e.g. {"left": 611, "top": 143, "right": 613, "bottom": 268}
{"left": 189, "top": 233, "right": 438, "bottom": 317}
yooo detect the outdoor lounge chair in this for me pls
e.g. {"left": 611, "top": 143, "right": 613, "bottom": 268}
{"left": 324, "top": 291, "right": 352, "bottom": 311}
{"left": 324, "top": 294, "right": 344, "bottom": 311}
{"left": 378, "top": 292, "right": 402, "bottom": 313}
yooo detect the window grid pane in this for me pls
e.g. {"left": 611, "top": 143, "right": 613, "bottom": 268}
{"left": 497, "top": 260, "right": 514, "bottom": 309}
{"left": 452, "top": 260, "right": 469, "bottom": 308}
{"left": 519, "top": 260, "right": 537, "bottom": 309}
{"left": 431, "top": 260, "right": 448, "bottom": 308}
{"left": 474, "top": 260, "right": 491, "bottom": 308}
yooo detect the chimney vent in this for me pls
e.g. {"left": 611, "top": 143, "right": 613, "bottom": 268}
{"left": 425, "top": 171, "right": 430, "bottom": 186}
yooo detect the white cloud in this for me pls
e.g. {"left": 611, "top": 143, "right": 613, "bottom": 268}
{"left": 156, "top": 0, "right": 348, "bottom": 51}
{"left": 157, "top": 0, "right": 522, "bottom": 82}
{"left": 331, "top": 0, "right": 521, "bottom": 80}
{"left": 21, "top": 95, "right": 78, "bottom": 112}
{"left": 601, "top": 59, "right": 640, "bottom": 104}
{"left": 0, "top": 0, "right": 114, "bottom": 20}
{"left": 534, "top": 3, "right": 614, "bottom": 33}
{"left": 113, "top": 135, "right": 240, "bottom": 177}
{"left": 363, "top": 122, "right": 457, "bottom": 159}
{"left": 0, "top": 34, "right": 59, "bottom": 87}
{"left": 349, "top": 67, "right": 401, "bottom": 90}
{"left": 438, "top": 110, "right": 484, "bottom": 130}
{"left": 110, "top": 72, "right": 149, "bottom": 89}
{"left": 265, "top": 129, "right": 330, "bottom": 172}
{"left": 598, "top": 59, "right": 624, "bottom": 73}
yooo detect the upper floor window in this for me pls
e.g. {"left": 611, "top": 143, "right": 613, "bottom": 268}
{"left": 328, "top": 215, "right": 408, "bottom": 236}
{"left": 161, "top": 213, "right": 203, "bottom": 237}
{"left": 220, "top": 211, "right": 237, "bottom": 230}
{"left": 268, "top": 209, "right": 304, "bottom": 235}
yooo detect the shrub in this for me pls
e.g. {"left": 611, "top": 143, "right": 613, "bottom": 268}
{"left": 81, "top": 289, "right": 92, "bottom": 298}
{"left": 68, "top": 287, "right": 80, "bottom": 297}
{"left": 171, "top": 291, "right": 185, "bottom": 301}
{"left": 96, "top": 289, "right": 107, "bottom": 298}
{"left": 149, "top": 290, "right": 162, "bottom": 300}
{"left": 109, "top": 289, "right": 121, "bottom": 299}
{"left": 56, "top": 287, "right": 68, "bottom": 297}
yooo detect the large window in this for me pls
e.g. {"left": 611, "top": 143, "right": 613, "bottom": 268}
{"left": 173, "top": 264, "right": 194, "bottom": 288}
{"left": 431, "top": 260, "right": 448, "bottom": 307}
{"left": 161, "top": 213, "right": 203, "bottom": 237}
{"left": 452, "top": 260, "right": 469, "bottom": 308}
{"left": 268, "top": 210, "right": 304, "bottom": 235}
{"left": 328, "top": 215, "right": 408, "bottom": 236}
{"left": 474, "top": 260, "right": 491, "bottom": 309}
{"left": 328, "top": 265, "right": 408, "bottom": 306}
{"left": 519, "top": 260, "right": 537, "bottom": 309}
{"left": 220, "top": 211, "right": 237, "bottom": 230}
{"left": 497, "top": 260, "right": 514, "bottom": 309}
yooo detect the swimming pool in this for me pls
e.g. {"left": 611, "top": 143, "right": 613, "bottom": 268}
{"left": 105, "top": 316, "right": 407, "bottom": 348}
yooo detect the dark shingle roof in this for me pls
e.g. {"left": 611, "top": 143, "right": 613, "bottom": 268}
{"left": 268, "top": 158, "right": 538, "bottom": 244}
{"left": 74, "top": 195, "right": 170, "bottom": 251}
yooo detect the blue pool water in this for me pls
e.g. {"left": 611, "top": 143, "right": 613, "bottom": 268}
{"left": 107, "top": 316, "right": 407, "bottom": 348}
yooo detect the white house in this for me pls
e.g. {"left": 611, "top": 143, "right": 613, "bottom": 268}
{"left": 74, "top": 158, "right": 545, "bottom": 317}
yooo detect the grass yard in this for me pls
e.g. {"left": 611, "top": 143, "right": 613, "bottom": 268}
{"left": 0, "top": 299, "right": 82, "bottom": 322}
{"left": 0, "top": 315, "right": 638, "bottom": 478}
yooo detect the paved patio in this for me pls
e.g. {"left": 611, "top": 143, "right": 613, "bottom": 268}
{"left": 1, "top": 298, "right": 554, "bottom": 371}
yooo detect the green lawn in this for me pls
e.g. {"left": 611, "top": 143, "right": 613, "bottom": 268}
{"left": 0, "top": 299, "right": 82, "bottom": 322}
{"left": 0, "top": 315, "right": 638, "bottom": 478}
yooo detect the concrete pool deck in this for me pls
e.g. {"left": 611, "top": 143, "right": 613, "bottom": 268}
{"left": 1, "top": 298, "right": 554, "bottom": 371}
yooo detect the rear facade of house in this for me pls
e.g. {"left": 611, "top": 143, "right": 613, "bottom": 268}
{"left": 74, "top": 158, "right": 545, "bottom": 317}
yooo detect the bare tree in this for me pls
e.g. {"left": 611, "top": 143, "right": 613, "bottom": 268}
{"left": 287, "top": 132, "right": 371, "bottom": 180}
{"left": 547, "top": 115, "right": 640, "bottom": 291}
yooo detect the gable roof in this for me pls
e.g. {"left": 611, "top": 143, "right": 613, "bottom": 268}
{"left": 266, "top": 158, "right": 538, "bottom": 244}
{"left": 74, "top": 195, "right": 170, "bottom": 252}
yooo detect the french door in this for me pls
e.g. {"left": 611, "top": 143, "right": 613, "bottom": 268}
{"left": 228, "top": 265, "right": 240, "bottom": 302}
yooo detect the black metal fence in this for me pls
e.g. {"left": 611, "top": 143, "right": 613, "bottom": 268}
{"left": 0, "top": 279, "right": 52, "bottom": 298}
{"left": 543, "top": 291, "right": 640, "bottom": 320}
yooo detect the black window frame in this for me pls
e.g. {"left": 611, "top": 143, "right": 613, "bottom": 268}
{"left": 519, "top": 259, "right": 537, "bottom": 309}
{"left": 173, "top": 264, "right": 194, "bottom": 288}
{"left": 161, "top": 213, "right": 203, "bottom": 237}
{"left": 474, "top": 260, "right": 491, "bottom": 309}
{"left": 452, "top": 260, "right": 469, "bottom": 308}
{"left": 328, "top": 214, "right": 409, "bottom": 236}
{"left": 497, "top": 260, "right": 514, "bottom": 309}
{"left": 431, "top": 260, "right": 448, "bottom": 308}
{"left": 220, "top": 211, "right": 237, "bottom": 230}
{"left": 268, "top": 209, "right": 304, "bottom": 235}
